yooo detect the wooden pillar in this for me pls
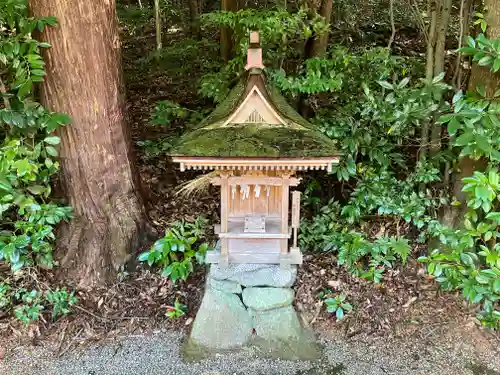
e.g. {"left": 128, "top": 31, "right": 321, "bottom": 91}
{"left": 291, "top": 190, "right": 301, "bottom": 250}
{"left": 280, "top": 174, "right": 290, "bottom": 255}
{"left": 220, "top": 173, "right": 229, "bottom": 267}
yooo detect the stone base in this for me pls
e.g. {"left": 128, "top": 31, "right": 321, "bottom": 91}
{"left": 206, "top": 249, "right": 303, "bottom": 266}
{"left": 189, "top": 287, "right": 252, "bottom": 350}
{"left": 184, "top": 263, "right": 321, "bottom": 361}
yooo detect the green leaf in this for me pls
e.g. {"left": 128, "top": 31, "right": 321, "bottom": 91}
{"left": 452, "top": 90, "right": 463, "bottom": 104}
{"left": 494, "top": 278, "right": 500, "bottom": 293}
{"left": 138, "top": 252, "right": 150, "bottom": 262}
{"left": 31, "top": 69, "right": 46, "bottom": 77}
{"left": 467, "top": 36, "right": 476, "bottom": 48}
{"left": 27, "top": 185, "right": 46, "bottom": 195}
{"left": 377, "top": 81, "right": 393, "bottom": 90}
{"left": 493, "top": 58, "right": 500, "bottom": 72}
{"left": 476, "top": 135, "right": 491, "bottom": 152}
{"left": 342, "top": 302, "right": 353, "bottom": 311}
{"left": 458, "top": 46, "right": 477, "bottom": 55}
{"left": 161, "top": 264, "right": 174, "bottom": 278}
{"left": 478, "top": 55, "right": 493, "bottom": 67}
{"left": 476, "top": 86, "right": 486, "bottom": 97}
{"left": 44, "top": 136, "right": 60, "bottom": 145}
{"left": 460, "top": 252, "right": 474, "bottom": 266}
{"left": 432, "top": 72, "right": 445, "bottom": 83}
{"left": 447, "top": 118, "right": 460, "bottom": 135}
{"left": 0, "top": 178, "right": 12, "bottom": 192}
{"left": 485, "top": 212, "right": 500, "bottom": 222}
{"left": 475, "top": 186, "right": 490, "bottom": 200}
{"left": 17, "top": 79, "right": 33, "bottom": 98}
{"left": 455, "top": 132, "right": 474, "bottom": 146}
{"left": 45, "top": 146, "right": 58, "bottom": 157}
{"left": 475, "top": 274, "right": 490, "bottom": 284}
{"left": 336, "top": 307, "right": 344, "bottom": 320}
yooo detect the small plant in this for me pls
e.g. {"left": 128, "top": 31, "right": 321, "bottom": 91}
{"left": 10, "top": 287, "right": 77, "bottom": 324}
{"left": 324, "top": 294, "right": 353, "bottom": 321}
{"left": 150, "top": 100, "right": 188, "bottom": 126}
{"left": 138, "top": 217, "right": 211, "bottom": 283}
{"left": 166, "top": 298, "right": 187, "bottom": 319}
{"left": 136, "top": 138, "right": 173, "bottom": 157}
{"left": 45, "top": 288, "right": 78, "bottom": 319}
{"left": 0, "top": 282, "right": 11, "bottom": 309}
{"left": 317, "top": 288, "right": 333, "bottom": 300}
{"left": 14, "top": 289, "right": 44, "bottom": 325}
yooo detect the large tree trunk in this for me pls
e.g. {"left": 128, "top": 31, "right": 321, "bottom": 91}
{"left": 221, "top": 0, "right": 237, "bottom": 62}
{"left": 30, "top": 0, "right": 152, "bottom": 287}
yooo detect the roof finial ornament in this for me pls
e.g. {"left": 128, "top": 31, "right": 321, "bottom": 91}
{"left": 245, "top": 31, "right": 265, "bottom": 71}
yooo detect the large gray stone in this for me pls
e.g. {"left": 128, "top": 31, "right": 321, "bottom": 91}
{"left": 208, "top": 278, "right": 242, "bottom": 294}
{"left": 250, "top": 305, "right": 303, "bottom": 341}
{"left": 242, "top": 287, "right": 294, "bottom": 311}
{"left": 189, "top": 288, "right": 252, "bottom": 349}
{"left": 209, "top": 263, "right": 297, "bottom": 287}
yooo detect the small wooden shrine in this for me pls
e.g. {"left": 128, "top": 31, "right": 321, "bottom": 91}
{"left": 171, "top": 32, "right": 339, "bottom": 268}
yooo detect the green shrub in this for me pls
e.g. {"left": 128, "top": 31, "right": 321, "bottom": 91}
{"left": 0, "top": 0, "right": 74, "bottom": 324}
{"left": 138, "top": 217, "right": 211, "bottom": 283}
{"left": 419, "top": 170, "right": 500, "bottom": 329}
{"left": 13, "top": 289, "right": 44, "bottom": 325}
{"left": 45, "top": 288, "right": 78, "bottom": 320}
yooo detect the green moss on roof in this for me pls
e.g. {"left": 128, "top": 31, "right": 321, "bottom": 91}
{"left": 197, "top": 79, "right": 246, "bottom": 128}
{"left": 171, "top": 70, "right": 338, "bottom": 158}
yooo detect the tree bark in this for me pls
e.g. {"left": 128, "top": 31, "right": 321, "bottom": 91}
{"left": 30, "top": 0, "right": 152, "bottom": 287}
{"left": 467, "top": 0, "right": 500, "bottom": 96}
{"left": 420, "top": 0, "right": 438, "bottom": 164}
{"left": 449, "top": 0, "right": 500, "bottom": 225}
{"left": 425, "top": 0, "right": 438, "bottom": 81}
{"left": 300, "top": 0, "right": 334, "bottom": 118}
{"left": 428, "top": 0, "right": 452, "bottom": 157}
{"left": 154, "top": 0, "right": 162, "bottom": 51}
{"left": 308, "top": 0, "right": 333, "bottom": 57}
{"left": 188, "top": 0, "right": 202, "bottom": 39}
{"left": 221, "top": 0, "right": 237, "bottom": 62}
{"left": 433, "top": 0, "right": 452, "bottom": 76}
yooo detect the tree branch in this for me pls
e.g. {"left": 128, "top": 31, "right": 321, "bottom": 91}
{"left": 0, "top": 76, "right": 11, "bottom": 109}
{"left": 388, "top": 0, "right": 396, "bottom": 50}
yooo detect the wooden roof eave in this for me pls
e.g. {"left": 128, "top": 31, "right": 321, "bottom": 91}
{"left": 171, "top": 156, "right": 340, "bottom": 172}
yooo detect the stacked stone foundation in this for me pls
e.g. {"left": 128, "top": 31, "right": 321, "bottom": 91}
{"left": 185, "top": 263, "right": 320, "bottom": 360}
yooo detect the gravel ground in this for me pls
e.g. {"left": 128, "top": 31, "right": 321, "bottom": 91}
{"left": 1, "top": 328, "right": 499, "bottom": 375}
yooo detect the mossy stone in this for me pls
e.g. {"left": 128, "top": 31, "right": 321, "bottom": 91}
{"left": 242, "top": 287, "right": 294, "bottom": 311}
{"left": 189, "top": 288, "right": 252, "bottom": 350}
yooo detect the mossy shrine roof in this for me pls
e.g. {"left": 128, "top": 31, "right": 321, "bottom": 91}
{"left": 170, "top": 34, "right": 338, "bottom": 160}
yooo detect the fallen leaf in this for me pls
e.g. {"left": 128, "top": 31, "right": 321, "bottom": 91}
{"left": 327, "top": 280, "right": 341, "bottom": 289}
{"left": 403, "top": 296, "right": 418, "bottom": 308}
